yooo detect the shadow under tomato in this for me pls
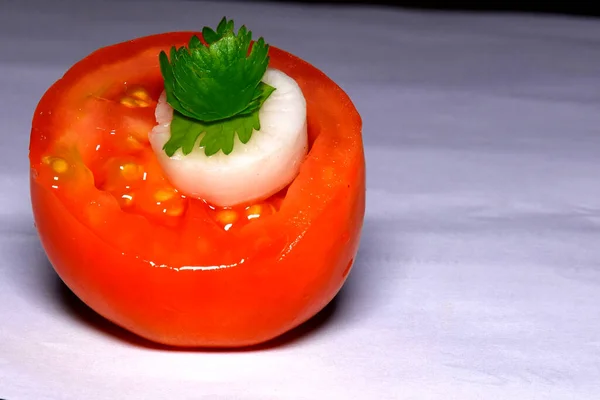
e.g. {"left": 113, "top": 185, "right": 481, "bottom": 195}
{"left": 53, "top": 273, "right": 342, "bottom": 352}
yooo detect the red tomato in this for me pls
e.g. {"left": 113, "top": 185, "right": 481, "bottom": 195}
{"left": 29, "top": 32, "right": 365, "bottom": 348}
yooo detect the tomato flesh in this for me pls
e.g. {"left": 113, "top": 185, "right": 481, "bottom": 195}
{"left": 29, "top": 32, "right": 365, "bottom": 348}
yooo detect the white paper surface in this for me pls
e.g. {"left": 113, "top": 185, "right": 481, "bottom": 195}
{"left": 1, "top": 0, "right": 600, "bottom": 398}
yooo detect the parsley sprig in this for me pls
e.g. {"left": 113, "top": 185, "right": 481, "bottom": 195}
{"left": 158, "top": 18, "right": 275, "bottom": 156}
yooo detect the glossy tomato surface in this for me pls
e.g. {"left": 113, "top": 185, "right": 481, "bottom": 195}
{"left": 29, "top": 32, "right": 365, "bottom": 348}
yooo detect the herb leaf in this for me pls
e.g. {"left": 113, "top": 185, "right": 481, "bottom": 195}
{"left": 158, "top": 17, "right": 275, "bottom": 156}
{"left": 163, "top": 108, "right": 262, "bottom": 158}
{"left": 202, "top": 17, "right": 235, "bottom": 45}
{"left": 159, "top": 18, "right": 274, "bottom": 130}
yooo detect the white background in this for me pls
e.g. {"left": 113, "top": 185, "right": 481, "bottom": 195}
{"left": 1, "top": 0, "right": 600, "bottom": 398}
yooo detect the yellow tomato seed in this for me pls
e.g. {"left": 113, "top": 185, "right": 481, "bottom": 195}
{"left": 130, "top": 88, "right": 151, "bottom": 101}
{"left": 216, "top": 210, "right": 238, "bottom": 225}
{"left": 120, "top": 97, "right": 137, "bottom": 107}
{"left": 51, "top": 158, "right": 69, "bottom": 174}
{"left": 246, "top": 204, "right": 263, "bottom": 220}
{"left": 120, "top": 163, "right": 142, "bottom": 180}
{"left": 154, "top": 190, "right": 175, "bottom": 202}
{"left": 166, "top": 206, "right": 184, "bottom": 217}
{"left": 133, "top": 99, "right": 150, "bottom": 108}
{"left": 126, "top": 135, "right": 143, "bottom": 149}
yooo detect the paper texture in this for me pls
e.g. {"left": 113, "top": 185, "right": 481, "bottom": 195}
{"left": 1, "top": 1, "right": 599, "bottom": 398}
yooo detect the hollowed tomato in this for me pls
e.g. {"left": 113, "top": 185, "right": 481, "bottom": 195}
{"left": 29, "top": 32, "right": 365, "bottom": 348}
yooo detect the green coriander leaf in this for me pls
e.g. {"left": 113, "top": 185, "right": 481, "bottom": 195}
{"left": 188, "top": 35, "right": 203, "bottom": 50}
{"left": 202, "top": 17, "right": 235, "bottom": 45}
{"left": 241, "top": 79, "right": 276, "bottom": 117}
{"left": 160, "top": 18, "right": 274, "bottom": 122}
{"left": 163, "top": 105, "right": 262, "bottom": 157}
{"left": 159, "top": 48, "right": 186, "bottom": 115}
{"left": 162, "top": 112, "right": 204, "bottom": 157}
{"left": 159, "top": 18, "right": 277, "bottom": 157}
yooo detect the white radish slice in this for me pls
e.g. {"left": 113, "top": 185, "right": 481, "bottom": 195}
{"left": 148, "top": 68, "right": 308, "bottom": 207}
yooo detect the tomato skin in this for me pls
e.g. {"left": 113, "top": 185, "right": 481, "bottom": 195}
{"left": 29, "top": 32, "right": 365, "bottom": 348}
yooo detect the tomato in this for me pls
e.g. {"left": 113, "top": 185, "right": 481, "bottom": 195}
{"left": 29, "top": 32, "right": 365, "bottom": 348}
